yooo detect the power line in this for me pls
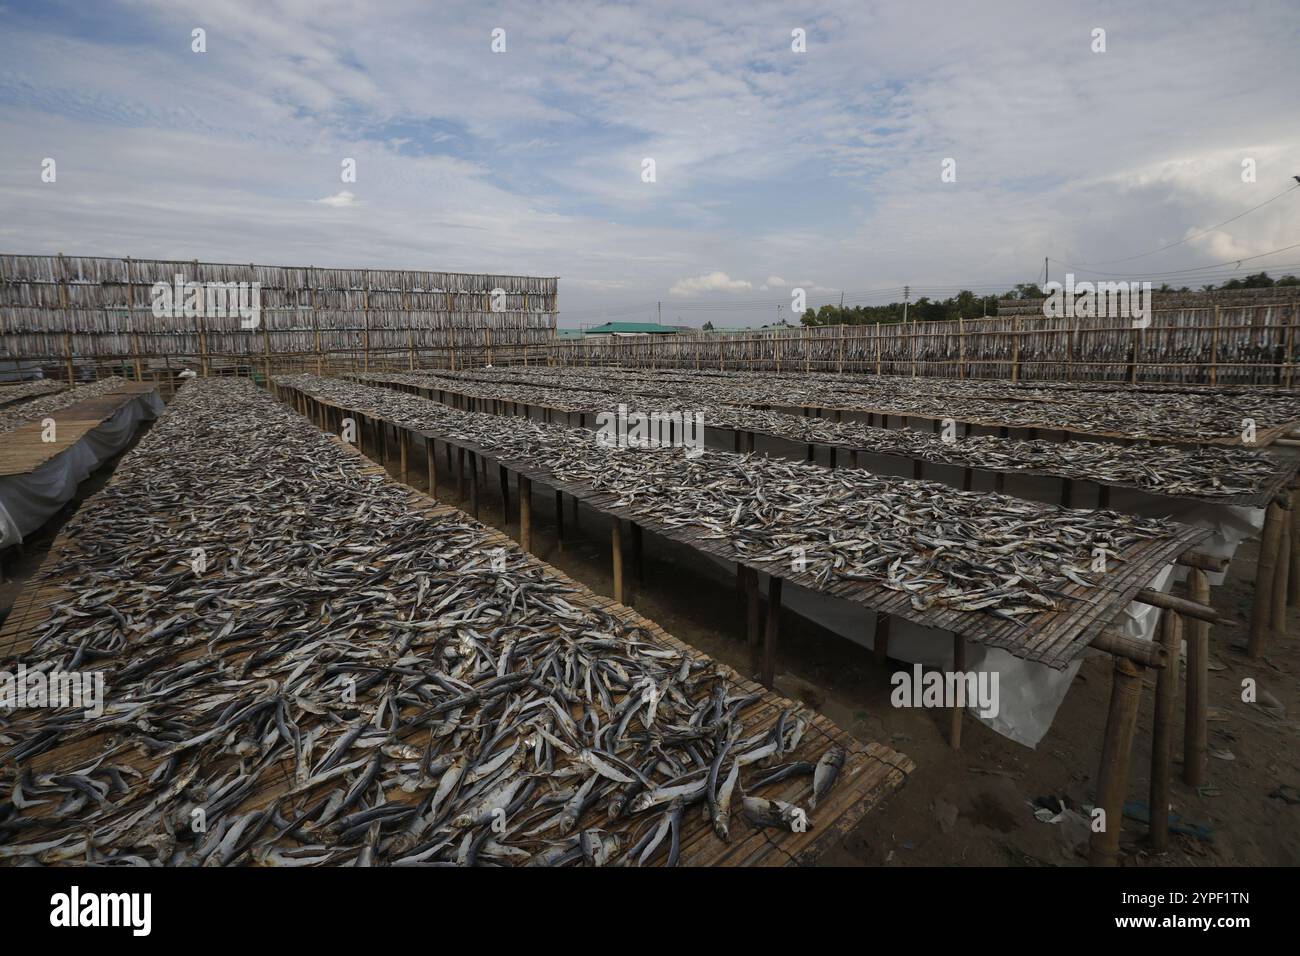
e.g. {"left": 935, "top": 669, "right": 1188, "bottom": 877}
{"left": 1051, "top": 240, "right": 1300, "bottom": 279}
{"left": 1066, "top": 182, "right": 1300, "bottom": 267}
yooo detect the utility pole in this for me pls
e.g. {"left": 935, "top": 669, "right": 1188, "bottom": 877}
{"left": 657, "top": 300, "right": 661, "bottom": 324}
{"left": 903, "top": 285, "right": 910, "bottom": 325}
{"left": 1044, "top": 257, "right": 1049, "bottom": 288}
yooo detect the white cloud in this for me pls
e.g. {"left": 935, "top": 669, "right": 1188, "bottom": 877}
{"left": 670, "top": 271, "right": 753, "bottom": 296}
{"left": 314, "top": 190, "right": 357, "bottom": 207}
{"left": 765, "top": 275, "right": 788, "bottom": 287}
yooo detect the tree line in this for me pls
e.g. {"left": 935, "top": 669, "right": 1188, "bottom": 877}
{"left": 799, "top": 272, "right": 1299, "bottom": 326}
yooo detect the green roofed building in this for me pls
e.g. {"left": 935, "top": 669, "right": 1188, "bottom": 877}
{"left": 581, "top": 321, "right": 682, "bottom": 337}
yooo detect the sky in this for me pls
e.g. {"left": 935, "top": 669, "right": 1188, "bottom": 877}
{"left": 1, "top": 0, "right": 1298, "bottom": 328}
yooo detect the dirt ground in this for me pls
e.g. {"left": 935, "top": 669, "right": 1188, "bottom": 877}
{"left": 4, "top": 422, "right": 1297, "bottom": 867}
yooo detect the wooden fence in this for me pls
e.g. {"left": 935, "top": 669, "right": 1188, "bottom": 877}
{"left": 545, "top": 299, "right": 1300, "bottom": 386}
{"left": 0, "top": 253, "right": 558, "bottom": 381}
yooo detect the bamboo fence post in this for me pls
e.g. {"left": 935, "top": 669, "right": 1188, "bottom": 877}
{"left": 1149, "top": 609, "right": 1182, "bottom": 851}
{"left": 1183, "top": 568, "right": 1210, "bottom": 786}
{"left": 309, "top": 267, "right": 322, "bottom": 375}
{"left": 56, "top": 253, "right": 75, "bottom": 383}
{"left": 957, "top": 316, "right": 965, "bottom": 380}
{"left": 1010, "top": 315, "right": 1020, "bottom": 383}
{"left": 1210, "top": 305, "right": 1220, "bottom": 385}
{"left": 1249, "top": 499, "right": 1286, "bottom": 657}
{"left": 125, "top": 257, "right": 144, "bottom": 381}
{"left": 193, "top": 259, "right": 209, "bottom": 377}
{"left": 362, "top": 270, "right": 371, "bottom": 372}
{"left": 1089, "top": 656, "right": 1145, "bottom": 867}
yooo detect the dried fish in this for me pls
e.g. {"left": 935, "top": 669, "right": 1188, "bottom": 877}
{"left": 0, "top": 378, "right": 848, "bottom": 866}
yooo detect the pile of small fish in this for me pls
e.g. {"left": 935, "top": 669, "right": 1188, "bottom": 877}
{"left": 0, "top": 378, "right": 853, "bottom": 866}
{"left": 433, "top": 364, "right": 1300, "bottom": 444}
{"left": 281, "top": 375, "right": 1183, "bottom": 629}
{"left": 357, "top": 371, "right": 1284, "bottom": 500}
{"left": 0, "top": 376, "right": 127, "bottom": 435}
{"left": 0, "top": 380, "right": 65, "bottom": 410}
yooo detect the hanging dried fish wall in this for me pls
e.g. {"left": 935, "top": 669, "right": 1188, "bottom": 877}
{"left": 0, "top": 254, "right": 558, "bottom": 379}
{"left": 546, "top": 295, "right": 1299, "bottom": 386}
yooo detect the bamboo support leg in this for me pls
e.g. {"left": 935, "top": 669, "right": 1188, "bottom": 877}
{"left": 400, "top": 430, "right": 409, "bottom": 485}
{"left": 630, "top": 523, "right": 643, "bottom": 585}
{"left": 426, "top": 437, "right": 437, "bottom": 497}
{"left": 950, "top": 635, "right": 966, "bottom": 750}
{"left": 1290, "top": 488, "right": 1300, "bottom": 607}
{"left": 519, "top": 476, "right": 532, "bottom": 553}
{"left": 1184, "top": 569, "right": 1210, "bottom": 787}
{"left": 499, "top": 465, "right": 510, "bottom": 524}
{"left": 1271, "top": 506, "right": 1292, "bottom": 645}
{"left": 611, "top": 518, "right": 624, "bottom": 605}
{"left": 469, "top": 454, "right": 479, "bottom": 518}
{"left": 1249, "top": 501, "right": 1285, "bottom": 657}
{"left": 874, "top": 613, "right": 891, "bottom": 664}
{"left": 554, "top": 490, "right": 564, "bottom": 546}
{"left": 760, "top": 577, "right": 783, "bottom": 688}
{"left": 456, "top": 448, "right": 466, "bottom": 502}
{"left": 1149, "top": 610, "right": 1182, "bottom": 851}
{"left": 744, "top": 566, "right": 761, "bottom": 676}
{"left": 1089, "top": 657, "right": 1145, "bottom": 867}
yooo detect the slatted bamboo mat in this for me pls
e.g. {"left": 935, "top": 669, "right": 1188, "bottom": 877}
{"left": 0, "top": 408, "right": 913, "bottom": 868}
{"left": 281, "top": 382, "right": 1210, "bottom": 670}
{"left": 362, "top": 377, "right": 1299, "bottom": 510}
{"left": 0, "top": 383, "right": 158, "bottom": 477}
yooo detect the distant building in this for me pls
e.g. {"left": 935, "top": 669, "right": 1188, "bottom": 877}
{"left": 579, "top": 321, "right": 682, "bottom": 339}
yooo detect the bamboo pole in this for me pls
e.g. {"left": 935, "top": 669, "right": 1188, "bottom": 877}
{"left": 1089, "top": 656, "right": 1145, "bottom": 866}
{"left": 611, "top": 517, "right": 624, "bottom": 604}
{"left": 519, "top": 476, "right": 532, "bottom": 552}
{"left": 760, "top": 575, "right": 783, "bottom": 687}
{"left": 1249, "top": 500, "right": 1286, "bottom": 657}
{"left": 1149, "top": 610, "right": 1181, "bottom": 851}
{"left": 1183, "top": 569, "right": 1210, "bottom": 787}
{"left": 1210, "top": 305, "right": 1220, "bottom": 386}
{"left": 426, "top": 436, "right": 437, "bottom": 497}
{"left": 873, "top": 613, "right": 890, "bottom": 663}
{"left": 498, "top": 464, "right": 510, "bottom": 523}
{"left": 949, "top": 635, "right": 966, "bottom": 749}
{"left": 1270, "top": 504, "right": 1292, "bottom": 645}
{"left": 1290, "top": 486, "right": 1300, "bottom": 607}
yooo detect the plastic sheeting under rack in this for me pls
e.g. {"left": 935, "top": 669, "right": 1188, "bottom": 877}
{"left": 0, "top": 390, "right": 164, "bottom": 548}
